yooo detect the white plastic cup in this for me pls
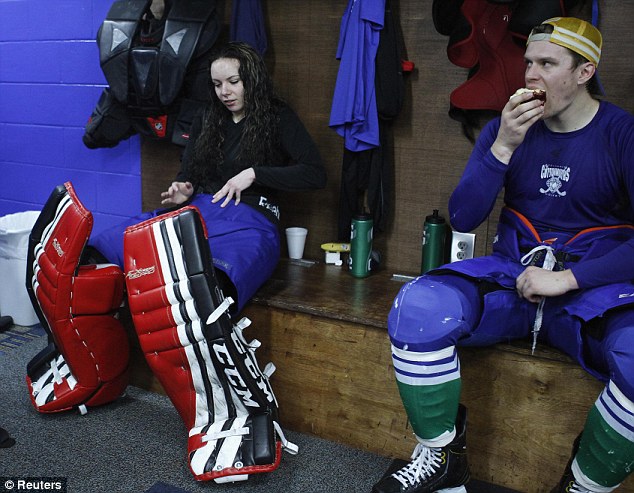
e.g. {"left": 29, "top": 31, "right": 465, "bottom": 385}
{"left": 285, "top": 227, "right": 308, "bottom": 259}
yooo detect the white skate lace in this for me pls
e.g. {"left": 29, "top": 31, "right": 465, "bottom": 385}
{"left": 566, "top": 481, "right": 591, "bottom": 493}
{"left": 392, "top": 443, "right": 443, "bottom": 487}
{"left": 520, "top": 245, "right": 557, "bottom": 355}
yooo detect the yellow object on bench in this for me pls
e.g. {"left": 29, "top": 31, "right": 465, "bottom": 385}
{"left": 320, "top": 242, "right": 350, "bottom": 266}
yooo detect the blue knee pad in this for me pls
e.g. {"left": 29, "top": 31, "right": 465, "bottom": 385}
{"left": 388, "top": 274, "right": 480, "bottom": 352}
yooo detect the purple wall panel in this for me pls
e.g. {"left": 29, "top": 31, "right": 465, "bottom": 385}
{"left": 0, "top": 0, "right": 142, "bottom": 223}
{"left": 0, "top": 162, "right": 84, "bottom": 205}
{"left": 28, "top": 1, "right": 95, "bottom": 40}
{"left": 0, "top": 2, "right": 96, "bottom": 41}
{"left": 0, "top": 124, "right": 65, "bottom": 166}
{"left": 64, "top": 127, "right": 141, "bottom": 174}
{"left": 60, "top": 42, "right": 105, "bottom": 84}
{"left": 0, "top": 84, "right": 106, "bottom": 126}
{"left": 0, "top": 42, "right": 62, "bottom": 83}
{"left": 0, "top": 41, "right": 105, "bottom": 84}
{"left": 0, "top": 2, "right": 29, "bottom": 42}
{"left": 0, "top": 124, "right": 139, "bottom": 180}
{"left": 95, "top": 172, "right": 142, "bottom": 215}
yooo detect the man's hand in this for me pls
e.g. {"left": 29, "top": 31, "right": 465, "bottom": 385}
{"left": 516, "top": 266, "right": 579, "bottom": 303}
{"left": 160, "top": 181, "right": 193, "bottom": 206}
{"left": 491, "top": 92, "right": 545, "bottom": 164}
{"left": 212, "top": 168, "right": 256, "bottom": 207}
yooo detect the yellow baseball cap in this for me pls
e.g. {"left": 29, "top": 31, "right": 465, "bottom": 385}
{"left": 527, "top": 17, "right": 602, "bottom": 66}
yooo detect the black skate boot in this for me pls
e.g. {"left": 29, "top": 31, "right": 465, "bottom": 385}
{"left": 372, "top": 404, "right": 469, "bottom": 493}
{"left": 551, "top": 434, "right": 594, "bottom": 493}
{"left": 551, "top": 471, "right": 594, "bottom": 493}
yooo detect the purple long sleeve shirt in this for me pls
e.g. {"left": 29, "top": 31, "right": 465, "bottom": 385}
{"left": 449, "top": 101, "right": 634, "bottom": 289}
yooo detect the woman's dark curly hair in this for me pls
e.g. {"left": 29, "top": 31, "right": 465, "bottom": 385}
{"left": 189, "top": 42, "right": 284, "bottom": 186}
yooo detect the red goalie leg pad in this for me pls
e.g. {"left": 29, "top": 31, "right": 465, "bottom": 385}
{"left": 124, "top": 206, "right": 276, "bottom": 424}
{"left": 187, "top": 414, "right": 284, "bottom": 482}
{"left": 124, "top": 207, "right": 297, "bottom": 482}
{"left": 25, "top": 182, "right": 129, "bottom": 413}
{"left": 124, "top": 206, "right": 217, "bottom": 426}
{"left": 26, "top": 316, "right": 129, "bottom": 412}
{"left": 72, "top": 264, "right": 125, "bottom": 314}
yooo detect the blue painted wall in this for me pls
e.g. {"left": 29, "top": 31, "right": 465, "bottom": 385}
{"left": 0, "top": 0, "right": 141, "bottom": 235}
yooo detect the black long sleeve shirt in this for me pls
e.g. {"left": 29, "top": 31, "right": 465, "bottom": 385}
{"left": 177, "top": 103, "right": 326, "bottom": 222}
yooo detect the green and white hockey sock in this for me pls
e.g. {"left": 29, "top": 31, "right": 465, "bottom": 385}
{"left": 391, "top": 344, "right": 461, "bottom": 446}
{"left": 575, "top": 381, "right": 634, "bottom": 490}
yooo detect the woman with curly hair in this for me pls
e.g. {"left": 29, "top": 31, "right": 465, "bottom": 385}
{"left": 91, "top": 41, "right": 326, "bottom": 312}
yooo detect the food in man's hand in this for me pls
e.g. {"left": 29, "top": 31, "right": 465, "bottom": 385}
{"left": 511, "top": 88, "right": 547, "bottom": 102}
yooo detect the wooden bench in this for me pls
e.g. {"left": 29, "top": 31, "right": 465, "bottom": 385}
{"left": 127, "top": 259, "right": 634, "bottom": 492}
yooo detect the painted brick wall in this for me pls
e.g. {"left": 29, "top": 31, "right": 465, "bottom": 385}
{"left": 0, "top": 0, "right": 141, "bottom": 235}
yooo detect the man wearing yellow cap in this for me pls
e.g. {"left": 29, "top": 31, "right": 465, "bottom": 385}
{"left": 374, "top": 17, "right": 634, "bottom": 493}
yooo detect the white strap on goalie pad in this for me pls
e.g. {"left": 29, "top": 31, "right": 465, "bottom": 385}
{"left": 202, "top": 426, "right": 250, "bottom": 442}
{"left": 190, "top": 416, "right": 250, "bottom": 478}
{"left": 274, "top": 421, "right": 299, "bottom": 455}
{"left": 213, "top": 474, "right": 249, "bottom": 484}
{"left": 232, "top": 317, "right": 262, "bottom": 350}
{"left": 206, "top": 296, "right": 234, "bottom": 325}
{"left": 263, "top": 362, "right": 276, "bottom": 378}
{"left": 31, "top": 354, "right": 79, "bottom": 408}
{"left": 50, "top": 356, "right": 65, "bottom": 385}
{"left": 247, "top": 338, "right": 261, "bottom": 350}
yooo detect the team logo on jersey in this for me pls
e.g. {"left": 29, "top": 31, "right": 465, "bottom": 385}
{"left": 539, "top": 164, "right": 570, "bottom": 197}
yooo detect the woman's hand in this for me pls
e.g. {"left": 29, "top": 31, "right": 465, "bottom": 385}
{"left": 160, "top": 181, "right": 193, "bottom": 206}
{"left": 212, "top": 168, "right": 256, "bottom": 207}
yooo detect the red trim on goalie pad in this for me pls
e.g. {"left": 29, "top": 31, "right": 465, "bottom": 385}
{"left": 27, "top": 182, "right": 129, "bottom": 413}
{"left": 26, "top": 361, "right": 129, "bottom": 413}
{"left": 124, "top": 206, "right": 211, "bottom": 425}
{"left": 72, "top": 265, "right": 125, "bottom": 314}
{"left": 124, "top": 206, "right": 288, "bottom": 482}
{"left": 26, "top": 376, "right": 73, "bottom": 413}
{"left": 190, "top": 441, "right": 283, "bottom": 482}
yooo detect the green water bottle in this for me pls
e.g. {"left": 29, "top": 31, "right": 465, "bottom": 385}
{"left": 421, "top": 209, "right": 447, "bottom": 274}
{"left": 349, "top": 214, "right": 373, "bottom": 278}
